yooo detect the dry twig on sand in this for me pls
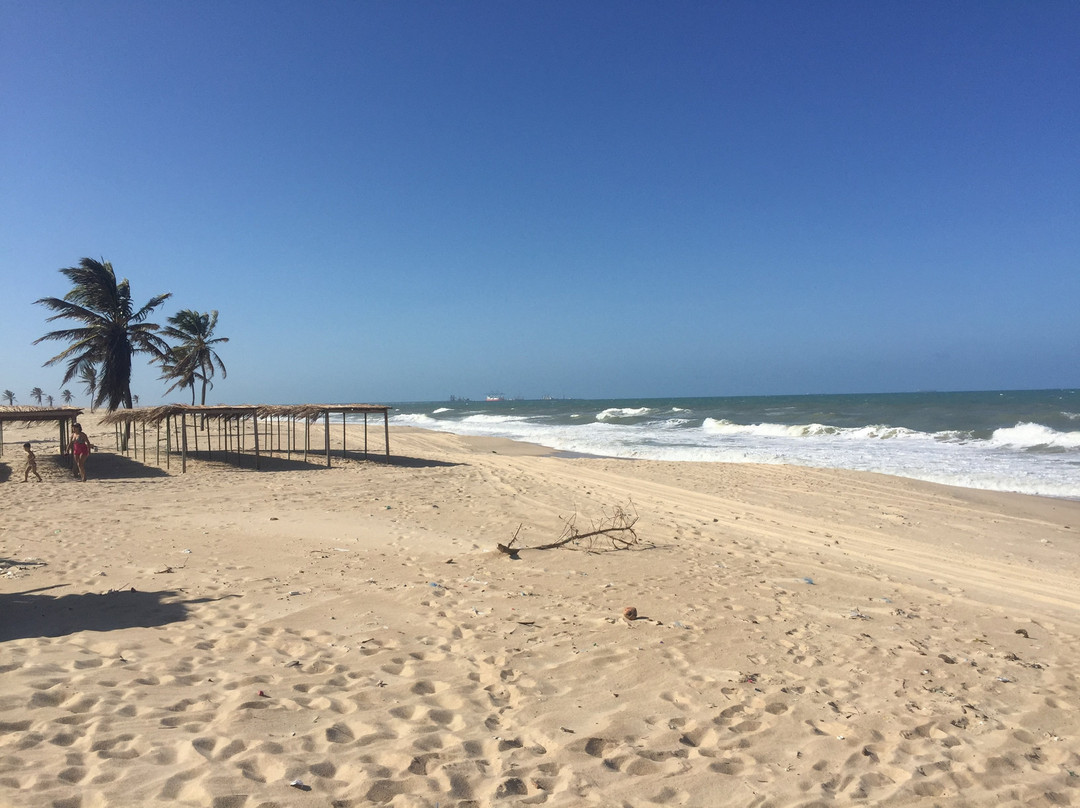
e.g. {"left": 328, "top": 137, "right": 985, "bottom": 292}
{"left": 497, "top": 502, "right": 639, "bottom": 557}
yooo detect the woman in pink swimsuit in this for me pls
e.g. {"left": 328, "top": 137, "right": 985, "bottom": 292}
{"left": 70, "top": 422, "right": 94, "bottom": 482}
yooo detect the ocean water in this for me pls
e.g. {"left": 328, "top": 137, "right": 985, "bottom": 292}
{"left": 384, "top": 390, "right": 1080, "bottom": 499}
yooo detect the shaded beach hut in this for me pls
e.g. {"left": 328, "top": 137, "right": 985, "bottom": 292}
{"left": 99, "top": 403, "right": 391, "bottom": 472}
{"left": 0, "top": 406, "right": 83, "bottom": 457}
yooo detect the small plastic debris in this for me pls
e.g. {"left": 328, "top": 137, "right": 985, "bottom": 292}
{"left": 258, "top": 690, "right": 268, "bottom": 697}
{"left": 802, "top": 577, "right": 815, "bottom": 585}
{"left": 289, "top": 779, "right": 309, "bottom": 790}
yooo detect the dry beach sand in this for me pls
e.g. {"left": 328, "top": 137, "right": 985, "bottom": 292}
{"left": 2, "top": 413, "right": 1079, "bottom": 807}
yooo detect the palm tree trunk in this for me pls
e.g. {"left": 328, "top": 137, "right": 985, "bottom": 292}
{"left": 120, "top": 391, "right": 133, "bottom": 450}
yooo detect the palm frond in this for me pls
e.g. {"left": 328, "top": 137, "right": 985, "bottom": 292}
{"left": 36, "top": 258, "right": 169, "bottom": 412}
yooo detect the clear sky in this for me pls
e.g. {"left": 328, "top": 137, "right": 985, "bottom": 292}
{"left": 2, "top": 1, "right": 1077, "bottom": 406}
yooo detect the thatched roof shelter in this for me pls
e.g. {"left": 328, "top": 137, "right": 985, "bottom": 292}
{"left": 0, "top": 406, "right": 83, "bottom": 456}
{"left": 100, "top": 403, "right": 391, "bottom": 471}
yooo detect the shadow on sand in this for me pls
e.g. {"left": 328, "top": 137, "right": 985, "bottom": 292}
{"left": 0, "top": 582, "right": 236, "bottom": 642}
{"left": 42, "top": 451, "right": 172, "bottom": 481}
{"left": 101, "top": 448, "right": 463, "bottom": 473}
{"left": 13, "top": 447, "right": 462, "bottom": 480}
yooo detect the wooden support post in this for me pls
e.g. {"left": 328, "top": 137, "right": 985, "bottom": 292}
{"left": 364, "top": 413, "right": 368, "bottom": 457}
{"left": 180, "top": 412, "right": 188, "bottom": 473}
{"left": 253, "top": 413, "right": 261, "bottom": 470}
{"left": 324, "top": 411, "right": 331, "bottom": 467}
{"left": 384, "top": 410, "right": 390, "bottom": 458}
{"left": 166, "top": 416, "right": 171, "bottom": 470}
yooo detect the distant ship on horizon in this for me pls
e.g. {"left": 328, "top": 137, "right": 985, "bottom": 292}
{"left": 486, "top": 393, "right": 505, "bottom": 401}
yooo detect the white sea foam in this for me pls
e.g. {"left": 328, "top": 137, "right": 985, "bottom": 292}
{"left": 393, "top": 413, "right": 441, "bottom": 427}
{"left": 389, "top": 406, "right": 1080, "bottom": 498}
{"left": 702, "top": 418, "right": 926, "bottom": 441}
{"left": 657, "top": 418, "right": 693, "bottom": 429}
{"left": 596, "top": 407, "right": 655, "bottom": 421}
{"left": 460, "top": 413, "right": 532, "bottom": 425}
{"left": 432, "top": 407, "right": 451, "bottom": 414}
{"left": 990, "top": 422, "right": 1080, "bottom": 450}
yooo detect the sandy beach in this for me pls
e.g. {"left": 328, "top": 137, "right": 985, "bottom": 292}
{"left": 2, "top": 412, "right": 1079, "bottom": 807}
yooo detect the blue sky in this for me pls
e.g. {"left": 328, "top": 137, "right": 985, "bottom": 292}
{"left": 2, "top": 1, "right": 1077, "bottom": 405}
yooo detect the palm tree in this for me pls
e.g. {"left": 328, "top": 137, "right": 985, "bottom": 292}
{"left": 159, "top": 310, "right": 228, "bottom": 405}
{"left": 46, "top": 394, "right": 55, "bottom": 407}
{"left": 2, "top": 390, "right": 14, "bottom": 405}
{"left": 61, "top": 389, "right": 73, "bottom": 404}
{"left": 30, "top": 387, "right": 44, "bottom": 405}
{"left": 158, "top": 346, "right": 197, "bottom": 404}
{"left": 78, "top": 363, "right": 98, "bottom": 412}
{"left": 34, "top": 258, "right": 171, "bottom": 412}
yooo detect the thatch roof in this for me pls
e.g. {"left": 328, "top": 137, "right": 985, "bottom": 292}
{"left": 99, "top": 403, "right": 391, "bottom": 426}
{"left": 0, "top": 406, "right": 83, "bottom": 424}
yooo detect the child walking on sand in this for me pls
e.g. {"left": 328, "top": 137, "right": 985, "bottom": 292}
{"left": 23, "top": 443, "right": 43, "bottom": 482}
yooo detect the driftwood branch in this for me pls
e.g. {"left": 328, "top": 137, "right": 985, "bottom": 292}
{"left": 498, "top": 502, "right": 639, "bottom": 557}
